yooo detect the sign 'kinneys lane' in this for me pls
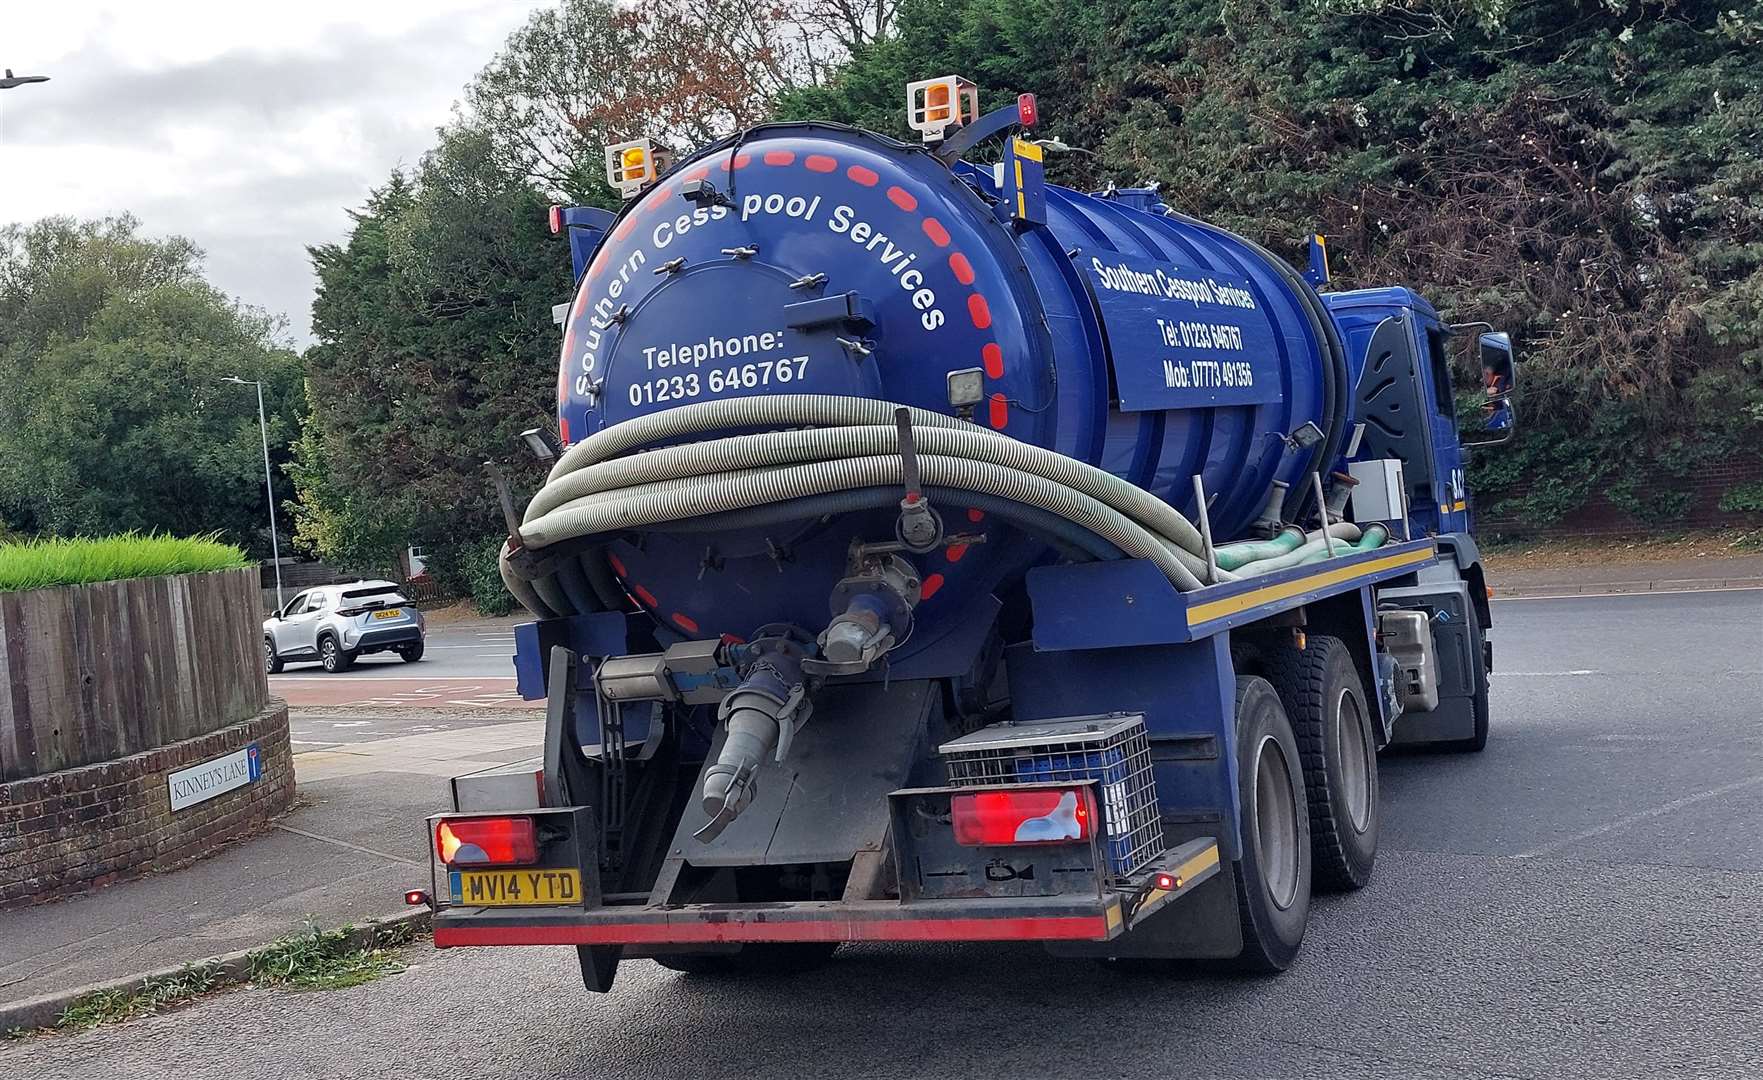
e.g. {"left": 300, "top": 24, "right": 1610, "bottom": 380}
{"left": 168, "top": 742, "right": 262, "bottom": 811}
{"left": 1089, "top": 257, "right": 1258, "bottom": 310}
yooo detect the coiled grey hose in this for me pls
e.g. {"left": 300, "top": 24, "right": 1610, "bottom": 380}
{"left": 501, "top": 394, "right": 1386, "bottom": 616}
{"left": 524, "top": 453, "right": 1205, "bottom": 588}
{"left": 521, "top": 395, "right": 1217, "bottom": 579}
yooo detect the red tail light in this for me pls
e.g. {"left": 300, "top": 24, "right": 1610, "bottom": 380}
{"left": 548, "top": 204, "right": 564, "bottom": 234}
{"left": 951, "top": 787, "right": 1095, "bottom": 846}
{"left": 436, "top": 816, "right": 537, "bottom": 866}
{"left": 1017, "top": 93, "right": 1038, "bottom": 128}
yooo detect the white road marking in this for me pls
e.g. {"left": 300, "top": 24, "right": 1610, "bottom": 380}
{"left": 1514, "top": 773, "right": 1763, "bottom": 859}
{"left": 1494, "top": 670, "right": 1604, "bottom": 677}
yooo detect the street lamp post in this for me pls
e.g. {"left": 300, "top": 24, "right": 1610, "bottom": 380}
{"left": 221, "top": 376, "right": 283, "bottom": 611}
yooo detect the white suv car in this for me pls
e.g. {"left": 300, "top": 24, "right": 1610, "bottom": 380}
{"left": 264, "top": 580, "right": 425, "bottom": 673}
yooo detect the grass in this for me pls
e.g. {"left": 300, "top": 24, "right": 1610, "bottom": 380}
{"left": 245, "top": 921, "right": 414, "bottom": 991}
{"left": 51, "top": 962, "right": 226, "bottom": 1031}
{"left": 4, "top": 920, "right": 418, "bottom": 1038}
{"left": 0, "top": 532, "right": 248, "bottom": 593}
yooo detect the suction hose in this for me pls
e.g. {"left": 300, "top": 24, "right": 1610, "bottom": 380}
{"left": 512, "top": 395, "right": 1218, "bottom": 597}
{"left": 1230, "top": 522, "right": 1391, "bottom": 577}
{"left": 503, "top": 395, "right": 1381, "bottom": 616}
{"left": 1215, "top": 525, "right": 1306, "bottom": 572}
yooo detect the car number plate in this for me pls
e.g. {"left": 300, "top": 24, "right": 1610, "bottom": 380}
{"left": 450, "top": 868, "right": 583, "bottom": 907}
{"left": 372, "top": 608, "right": 403, "bottom": 620}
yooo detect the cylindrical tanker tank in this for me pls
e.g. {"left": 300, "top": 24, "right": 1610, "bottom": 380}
{"left": 538, "top": 122, "right": 1344, "bottom": 658}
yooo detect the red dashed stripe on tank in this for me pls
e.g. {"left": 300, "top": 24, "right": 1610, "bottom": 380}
{"left": 583, "top": 146, "right": 1028, "bottom": 622}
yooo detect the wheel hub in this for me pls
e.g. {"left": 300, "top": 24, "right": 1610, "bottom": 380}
{"left": 1336, "top": 688, "right": 1373, "bottom": 833}
{"left": 1252, "top": 733, "right": 1300, "bottom": 910}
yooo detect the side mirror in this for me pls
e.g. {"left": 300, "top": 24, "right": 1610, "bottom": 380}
{"left": 1465, "top": 331, "right": 1516, "bottom": 447}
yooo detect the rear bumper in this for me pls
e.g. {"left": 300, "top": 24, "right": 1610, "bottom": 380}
{"left": 434, "top": 896, "right": 1122, "bottom": 948}
{"left": 351, "top": 625, "right": 421, "bottom": 650}
{"left": 431, "top": 838, "right": 1221, "bottom": 949}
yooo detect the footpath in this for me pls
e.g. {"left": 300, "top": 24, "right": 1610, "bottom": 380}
{"left": 1486, "top": 551, "right": 1763, "bottom": 598}
{"left": 2, "top": 553, "right": 1758, "bottom": 1030}
{"left": 0, "top": 712, "right": 542, "bottom": 1030}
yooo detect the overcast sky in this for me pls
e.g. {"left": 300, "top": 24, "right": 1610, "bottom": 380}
{"left": 0, "top": 1, "right": 552, "bottom": 347}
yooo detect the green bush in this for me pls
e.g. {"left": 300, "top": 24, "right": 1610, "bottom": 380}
{"left": 0, "top": 533, "right": 247, "bottom": 592}
{"left": 1719, "top": 480, "right": 1763, "bottom": 514}
{"left": 425, "top": 535, "right": 515, "bottom": 616}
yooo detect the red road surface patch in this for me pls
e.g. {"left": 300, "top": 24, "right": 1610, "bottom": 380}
{"left": 271, "top": 677, "right": 538, "bottom": 710}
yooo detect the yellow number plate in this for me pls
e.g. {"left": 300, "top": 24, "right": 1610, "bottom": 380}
{"left": 371, "top": 608, "right": 403, "bottom": 620}
{"left": 453, "top": 868, "right": 583, "bottom": 907}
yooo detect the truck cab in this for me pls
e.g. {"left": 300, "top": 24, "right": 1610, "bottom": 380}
{"left": 1323, "top": 286, "right": 1517, "bottom": 541}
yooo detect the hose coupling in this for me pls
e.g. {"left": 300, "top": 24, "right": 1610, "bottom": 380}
{"left": 695, "top": 626, "right": 813, "bottom": 842}
{"left": 807, "top": 553, "right": 921, "bottom": 677}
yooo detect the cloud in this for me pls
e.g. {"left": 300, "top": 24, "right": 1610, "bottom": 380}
{"left": 4, "top": 42, "right": 416, "bottom": 147}
{"left": 0, "top": 1, "right": 550, "bottom": 346}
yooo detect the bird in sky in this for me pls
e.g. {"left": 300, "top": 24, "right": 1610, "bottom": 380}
{"left": 0, "top": 69, "right": 51, "bottom": 90}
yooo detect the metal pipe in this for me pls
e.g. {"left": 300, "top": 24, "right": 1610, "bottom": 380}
{"left": 1312, "top": 472, "right": 1336, "bottom": 559}
{"left": 1192, "top": 474, "right": 1218, "bottom": 585}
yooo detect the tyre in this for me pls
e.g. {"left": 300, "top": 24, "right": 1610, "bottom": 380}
{"left": 264, "top": 636, "right": 284, "bottom": 675}
{"left": 654, "top": 943, "right": 839, "bottom": 976}
{"left": 1264, "top": 635, "right": 1378, "bottom": 892}
{"left": 318, "top": 634, "right": 356, "bottom": 673}
{"left": 1226, "top": 676, "right": 1311, "bottom": 972}
{"left": 396, "top": 642, "right": 425, "bottom": 663}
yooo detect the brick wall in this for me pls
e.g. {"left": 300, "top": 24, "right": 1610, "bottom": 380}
{"left": 1479, "top": 455, "right": 1763, "bottom": 537}
{"left": 0, "top": 700, "right": 294, "bottom": 908}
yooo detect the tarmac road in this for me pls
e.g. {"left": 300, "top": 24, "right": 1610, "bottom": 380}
{"left": 8, "top": 589, "right": 1762, "bottom": 1079}
{"left": 268, "top": 620, "right": 534, "bottom": 709}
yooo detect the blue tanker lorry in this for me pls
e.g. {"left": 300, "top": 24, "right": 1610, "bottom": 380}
{"left": 413, "top": 78, "right": 1519, "bottom": 987}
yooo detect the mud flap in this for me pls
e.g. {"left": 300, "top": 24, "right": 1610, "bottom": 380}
{"left": 576, "top": 944, "right": 622, "bottom": 992}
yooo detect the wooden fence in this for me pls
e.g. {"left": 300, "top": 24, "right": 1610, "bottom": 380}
{"left": 0, "top": 566, "right": 269, "bottom": 782}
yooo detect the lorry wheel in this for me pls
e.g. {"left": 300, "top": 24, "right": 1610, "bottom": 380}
{"left": 1265, "top": 636, "right": 1378, "bottom": 891}
{"left": 654, "top": 943, "right": 839, "bottom": 976}
{"left": 319, "top": 635, "right": 356, "bottom": 673}
{"left": 1226, "top": 676, "right": 1311, "bottom": 972}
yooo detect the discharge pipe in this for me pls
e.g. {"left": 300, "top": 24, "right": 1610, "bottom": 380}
{"left": 696, "top": 627, "right": 814, "bottom": 842}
